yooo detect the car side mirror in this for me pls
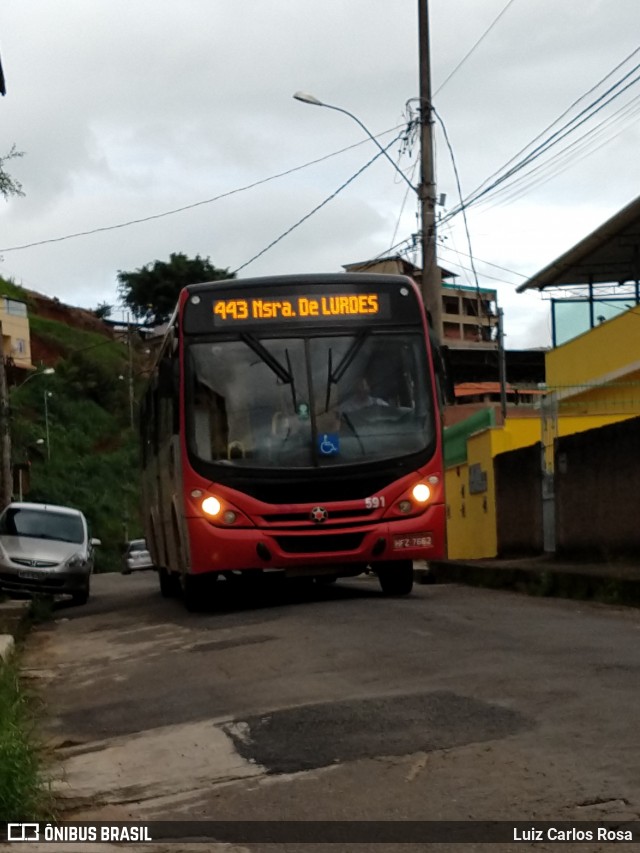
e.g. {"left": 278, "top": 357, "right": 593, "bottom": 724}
{"left": 91, "top": 538, "right": 101, "bottom": 547}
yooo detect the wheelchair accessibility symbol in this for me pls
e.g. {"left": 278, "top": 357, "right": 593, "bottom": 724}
{"left": 318, "top": 433, "right": 339, "bottom": 456}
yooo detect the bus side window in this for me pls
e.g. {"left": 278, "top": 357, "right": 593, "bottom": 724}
{"left": 193, "top": 384, "right": 229, "bottom": 460}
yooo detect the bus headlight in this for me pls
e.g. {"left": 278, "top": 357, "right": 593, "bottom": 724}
{"left": 222, "top": 510, "right": 237, "bottom": 525}
{"left": 398, "top": 500, "right": 413, "bottom": 514}
{"left": 202, "top": 496, "right": 222, "bottom": 517}
{"left": 412, "top": 483, "right": 431, "bottom": 503}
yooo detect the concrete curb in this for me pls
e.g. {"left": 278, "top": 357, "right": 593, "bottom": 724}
{"left": 417, "top": 559, "right": 640, "bottom": 607}
{"left": 0, "top": 633, "right": 15, "bottom": 662}
{"left": 0, "top": 599, "right": 31, "bottom": 661}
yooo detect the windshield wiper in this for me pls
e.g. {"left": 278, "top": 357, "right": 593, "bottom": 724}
{"left": 241, "top": 333, "right": 298, "bottom": 412}
{"left": 341, "top": 412, "right": 365, "bottom": 456}
{"left": 323, "top": 328, "right": 370, "bottom": 412}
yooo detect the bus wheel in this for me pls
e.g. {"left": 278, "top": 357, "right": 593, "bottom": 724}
{"left": 182, "top": 573, "right": 217, "bottom": 612}
{"left": 158, "top": 567, "right": 180, "bottom": 598}
{"left": 377, "top": 560, "right": 414, "bottom": 596}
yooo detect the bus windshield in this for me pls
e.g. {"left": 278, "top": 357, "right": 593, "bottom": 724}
{"left": 186, "top": 331, "right": 434, "bottom": 469}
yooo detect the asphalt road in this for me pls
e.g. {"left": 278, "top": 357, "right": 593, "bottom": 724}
{"left": 21, "top": 570, "right": 640, "bottom": 851}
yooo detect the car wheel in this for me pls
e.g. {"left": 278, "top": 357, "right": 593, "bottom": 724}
{"left": 158, "top": 567, "right": 181, "bottom": 598}
{"left": 71, "top": 584, "right": 90, "bottom": 606}
{"left": 377, "top": 560, "right": 414, "bottom": 596}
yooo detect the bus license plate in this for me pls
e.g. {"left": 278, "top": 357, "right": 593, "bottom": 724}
{"left": 393, "top": 534, "right": 432, "bottom": 550}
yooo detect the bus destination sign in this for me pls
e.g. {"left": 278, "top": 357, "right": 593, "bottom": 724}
{"left": 212, "top": 292, "right": 389, "bottom": 325}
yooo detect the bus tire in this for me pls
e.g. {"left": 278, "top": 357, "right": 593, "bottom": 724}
{"left": 182, "top": 572, "right": 218, "bottom": 612}
{"left": 159, "top": 567, "right": 180, "bottom": 598}
{"left": 377, "top": 560, "right": 414, "bottom": 596}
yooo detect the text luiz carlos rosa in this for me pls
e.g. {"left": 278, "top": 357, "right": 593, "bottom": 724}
{"left": 514, "top": 826, "right": 633, "bottom": 842}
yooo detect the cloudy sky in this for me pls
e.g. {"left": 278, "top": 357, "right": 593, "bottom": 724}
{"left": 1, "top": 0, "right": 639, "bottom": 348}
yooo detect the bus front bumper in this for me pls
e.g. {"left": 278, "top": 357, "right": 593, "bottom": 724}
{"left": 187, "top": 505, "right": 445, "bottom": 575}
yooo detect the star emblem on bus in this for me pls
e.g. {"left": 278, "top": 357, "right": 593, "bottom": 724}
{"left": 310, "top": 506, "right": 329, "bottom": 523}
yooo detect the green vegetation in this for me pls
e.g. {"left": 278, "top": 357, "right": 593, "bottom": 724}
{"left": 118, "top": 251, "right": 232, "bottom": 324}
{"left": 0, "top": 145, "right": 25, "bottom": 201}
{"left": 0, "top": 659, "right": 51, "bottom": 821}
{"left": 7, "top": 289, "right": 146, "bottom": 573}
{"left": 0, "top": 278, "right": 35, "bottom": 309}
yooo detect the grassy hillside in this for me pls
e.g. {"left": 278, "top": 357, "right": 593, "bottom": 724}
{"left": 3, "top": 279, "right": 145, "bottom": 573}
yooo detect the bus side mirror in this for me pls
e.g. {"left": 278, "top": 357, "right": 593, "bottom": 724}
{"left": 428, "top": 330, "right": 455, "bottom": 407}
{"left": 439, "top": 345, "right": 455, "bottom": 405}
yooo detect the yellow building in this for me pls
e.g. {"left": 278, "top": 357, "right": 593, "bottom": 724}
{"left": 0, "top": 297, "right": 33, "bottom": 371}
{"left": 445, "top": 197, "right": 640, "bottom": 560}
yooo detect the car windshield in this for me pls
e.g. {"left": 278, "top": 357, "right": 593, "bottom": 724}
{"left": 129, "top": 540, "right": 147, "bottom": 552}
{"left": 186, "top": 332, "right": 434, "bottom": 470}
{"left": 0, "top": 508, "right": 85, "bottom": 545}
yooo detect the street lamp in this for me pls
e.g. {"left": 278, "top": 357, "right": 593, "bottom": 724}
{"left": 43, "top": 391, "right": 52, "bottom": 461}
{"left": 16, "top": 439, "right": 44, "bottom": 501}
{"left": 1, "top": 366, "right": 56, "bottom": 505}
{"left": 293, "top": 89, "right": 443, "bottom": 342}
{"left": 292, "top": 91, "right": 416, "bottom": 193}
{"left": 15, "top": 366, "right": 55, "bottom": 390}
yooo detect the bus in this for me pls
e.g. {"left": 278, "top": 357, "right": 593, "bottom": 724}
{"left": 140, "top": 273, "right": 445, "bottom": 611}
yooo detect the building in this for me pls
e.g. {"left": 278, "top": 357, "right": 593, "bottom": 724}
{"left": 342, "top": 255, "right": 545, "bottom": 424}
{"left": 0, "top": 297, "right": 33, "bottom": 372}
{"left": 343, "top": 256, "right": 499, "bottom": 347}
{"left": 445, "top": 195, "right": 640, "bottom": 560}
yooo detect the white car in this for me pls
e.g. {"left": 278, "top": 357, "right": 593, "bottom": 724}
{"left": 122, "top": 538, "right": 154, "bottom": 574}
{"left": 0, "top": 502, "right": 100, "bottom": 605}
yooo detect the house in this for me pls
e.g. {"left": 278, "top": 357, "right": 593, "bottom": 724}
{"left": 343, "top": 256, "right": 499, "bottom": 346}
{"left": 446, "top": 195, "right": 640, "bottom": 559}
{"left": 0, "top": 297, "right": 33, "bottom": 372}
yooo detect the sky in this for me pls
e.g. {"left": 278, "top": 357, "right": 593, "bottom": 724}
{"left": 0, "top": 0, "right": 639, "bottom": 349}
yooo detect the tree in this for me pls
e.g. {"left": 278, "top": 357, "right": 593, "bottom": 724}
{"left": 93, "top": 302, "right": 113, "bottom": 319}
{"left": 117, "top": 253, "right": 233, "bottom": 325}
{"left": 0, "top": 145, "right": 24, "bottom": 201}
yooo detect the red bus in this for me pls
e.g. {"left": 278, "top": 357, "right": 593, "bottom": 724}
{"left": 140, "top": 273, "right": 445, "bottom": 611}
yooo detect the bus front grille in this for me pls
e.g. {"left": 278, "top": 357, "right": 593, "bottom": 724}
{"left": 273, "top": 533, "right": 365, "bottom": 554}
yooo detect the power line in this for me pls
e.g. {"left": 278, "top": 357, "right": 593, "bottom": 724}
{"left": 434, "top": 0, "right": 520, "bottom": 96}
{"left": 441, "top": 48, "right": 640, "bottom": 225}
{"left": 475, "top": 91, "right": 640, "bottom": 212}
{"left": 433, "top": 107, "right": 480, "bottom": 294}
{"left": 0, "top": 126, "right": 404, "bottom": 254}
{"left": 232, "top": 133, "right": 404, "bottom": 274}
{"left": 436, "top": 238, "right": 528, "bottom": 281}
{"left": 462, "top": 45, "right": 640, "bottom": 204}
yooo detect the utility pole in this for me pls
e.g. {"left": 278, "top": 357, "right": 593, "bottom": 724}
{"left": 498, "top": 308, "right": 508, "bottom": 422}
{"left": 0, "top": 333, "right": 12, "bottom": 507}
{"left": 127, "top": 313, "right": 134, "bottom": 428}
{"left": 418, "top": 0, "right": 442, "bottom": 343}
{"left": 44, "top": 390, "right": 52, "bottom": 460}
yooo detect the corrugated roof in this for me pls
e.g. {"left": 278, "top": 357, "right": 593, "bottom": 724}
{"left": 516, "top": 194, "right": 640, "bottom": 292}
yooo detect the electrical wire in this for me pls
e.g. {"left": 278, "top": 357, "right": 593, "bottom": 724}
{"left": 0, "top": 125, "right": 404, "bottom": 254}
{"left": 432, "top": 107, "right": 480, "bottom": 295}
{"left": 461, "top": 45, "right": 640, "bottom": 204}
{"left": 441, "top": 50, "right": 640, "bottom": 224}
{"left": 434, "top": 0, "right": 520, "bottom": 96}
{"left": 436, "top": 238, "right": 529, "bottom": 281}
{"left": 476, "top": 91, "right": 640, "bottom": 212}
{"left": 232, "top": 133, "right": 404, "bottom": 274}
